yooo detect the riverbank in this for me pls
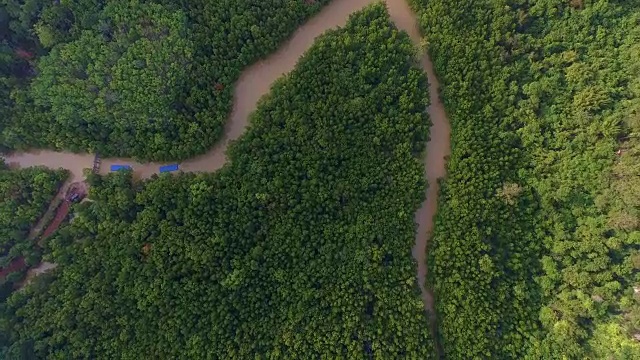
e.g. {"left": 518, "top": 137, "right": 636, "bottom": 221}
{"left": 2, "top": 0, "right": 450, "bottom": 334}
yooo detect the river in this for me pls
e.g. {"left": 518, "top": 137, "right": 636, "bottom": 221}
{"left": 3, "top": 0, "right": 450, "bottom": 327}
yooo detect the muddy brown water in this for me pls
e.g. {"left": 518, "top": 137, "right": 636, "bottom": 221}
{"left": 2, "top": 0, "right": 450, "bottom": 327}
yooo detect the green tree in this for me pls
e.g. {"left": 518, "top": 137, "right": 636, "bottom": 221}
{"left": 1, "top": 5, "right": 436, "bottom": 358}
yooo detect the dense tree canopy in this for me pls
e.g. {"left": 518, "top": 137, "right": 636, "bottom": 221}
{"left": 21, "top": 1, "right": 195, "bottom": 157}
{"left": 1, "top": 5, "right": 436, "bottom": 358}
{"left": 1, "top": 0, "right": 333, "bottom": 160}
{"left": 3, "top": 0, "right": 637, "bottom": 357}
{"left": 409, "top": 0, "right": 640, "bottom": 358}
{"left": 0, "top": 160, "right": 67, "bottom": 296}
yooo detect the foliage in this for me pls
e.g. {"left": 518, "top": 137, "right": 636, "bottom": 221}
{"left": 0, "top": 160, "right": 67, "bottom": 287}
{"left": 0, "top": 0, "right": 333, "bottom": 160}
{"left": 0, "top": 0, "right": 43, "bottom": 154}
{"left": 1, "top": 5, "right": 436, "bottom": 358}
{"left": 20, "top": 1, "right": 195, "bottom": 157}
{"left": 409, "top": 0, "right": 640, "bottom": 358}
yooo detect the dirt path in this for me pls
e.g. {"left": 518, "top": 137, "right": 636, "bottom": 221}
{"left": 25, "top": 180, "right": 70, "bottom": 243}
{"left": 2, "top": 0, "right": 450, "bottom": 332}
{"left": 17, "top": 262, "right": 57, "bottom": 290}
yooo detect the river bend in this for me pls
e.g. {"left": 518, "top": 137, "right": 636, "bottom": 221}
{"left": 3, "top": 0, "right": 451, "bottom": 326}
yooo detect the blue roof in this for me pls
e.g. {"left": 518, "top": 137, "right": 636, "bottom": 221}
{"left": 159, "top": 164, "right": 179, "bottom": 173}
{"left": 110, "top": 164, "right": 132, "bottom": 171}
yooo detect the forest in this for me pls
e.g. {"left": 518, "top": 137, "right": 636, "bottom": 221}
{"left": 408, "top": 0, "right": 640, "bottom": 358}
{"left": 0, "top": 0, "right": 331, "bottom": 161}
{"left": 0, "top": 160, "right": 67, "bottom": 299}
{"left": 2, "top": 0, "right": 639, "bottom": 358}
{"left": 0, "top": 5, "right": 437, "bottom": 358}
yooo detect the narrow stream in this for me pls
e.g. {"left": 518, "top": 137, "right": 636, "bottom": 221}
{"left": 3, "top": 0, "right": 450, "bottom": 330}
